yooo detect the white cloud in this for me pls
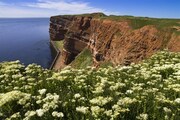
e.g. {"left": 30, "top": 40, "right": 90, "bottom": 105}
{"left": 0, "top": 0, "right": 118, "bottom": 18}
{"left": 25, "top": 0, "right": 105, "bottom": 14}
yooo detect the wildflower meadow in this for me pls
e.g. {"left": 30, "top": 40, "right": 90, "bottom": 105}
{"left": 0, "top": 51, "right": 180, "bottom": 120}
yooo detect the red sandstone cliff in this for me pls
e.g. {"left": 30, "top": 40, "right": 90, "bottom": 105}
{"left": 49, "top": 13, "right": 180, "bottom": 69}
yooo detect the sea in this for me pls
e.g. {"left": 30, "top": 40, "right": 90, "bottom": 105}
{"left": 0, "top": 18, "right": 54, "bottom": 68}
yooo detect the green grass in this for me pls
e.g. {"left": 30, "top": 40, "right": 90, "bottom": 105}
{"left": 57, "top": 12, "right": 107, "bottom": 19}
{"left": 174, "top": 31, "right": 180, "bottom": 35}
{"left": 129, "top": 18, "right": 180, "bottom": 30}
{"left": 100, "top": 15, "right": 180, "bottom": 31}
{"left": 70, "top": 48, "right": 93, "bottom": 69}
{"left": 99, "top": 61, "right": 114, "bottom": 68}
{"left": 77, "top": 12, "right": 107, "bottom": 18}
{"left": 53, "top": 40, "right": 64, "bottom": 51}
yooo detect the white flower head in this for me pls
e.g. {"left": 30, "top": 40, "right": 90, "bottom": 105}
{"left": 10, "top": 112, "right": 21, "bottom": 119}
{"left": 36, "top": 109, "right": 44, "bottom": 117}
{"left": 174, "top": 98, "right": 180, "bottom": 104}
{"left": 126, "top": 90, "right": 133, "bottom": 94}
{"left": 76, "top": 106, "right": 89, "bottom": 114}
{"left": 52, "top": 111, "right": 64, "bottom": 118}
{"left": 74, "top": 93, "right": 81, "bottom": 99}
{"left": 57, "top": 112, "right": 64, "bottom": 118}
{"left": 38, "top": 89, "right": 47, "bottom": 95}
{"left": 25, "top": 111, "right": 36, "bottom": 117}
{"left": 136, "top": 113, "right": 148, "bottom": 120}
{"left": 163, "top": 107, "right": 171, "bottom": 113}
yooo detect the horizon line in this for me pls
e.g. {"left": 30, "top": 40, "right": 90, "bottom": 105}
{"left": 0, "top": 13, "right": 180, "bottom": 19}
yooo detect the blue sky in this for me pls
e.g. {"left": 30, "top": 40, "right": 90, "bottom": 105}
{"left": 0, "top": 0, "right": 179, "bottom": 18}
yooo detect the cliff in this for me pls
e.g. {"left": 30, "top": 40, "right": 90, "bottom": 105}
{"left": 49, "top": 13, "right": 180, "bottom": 70}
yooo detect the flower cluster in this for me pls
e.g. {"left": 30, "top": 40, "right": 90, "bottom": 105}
{"left": 0, "top": 51, "right": 180, "bottom": 120}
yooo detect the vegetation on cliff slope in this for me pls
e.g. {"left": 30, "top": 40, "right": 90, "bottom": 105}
{"left": 70, "top": 48, "right": 93, "bottom": 69}
{"left": 0, "top": 51, "right": 180, "bottom": 120}
{"left": 53, "top": 41, "right": 64, "bottom": 51}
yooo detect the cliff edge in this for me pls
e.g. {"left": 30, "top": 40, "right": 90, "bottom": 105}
{"left": 49, "top": 13, "right": 180, "bottom": 70}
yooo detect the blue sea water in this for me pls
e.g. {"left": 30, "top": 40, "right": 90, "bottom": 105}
{"left": 0, "top": 18, "right": 54, "bottom": 68}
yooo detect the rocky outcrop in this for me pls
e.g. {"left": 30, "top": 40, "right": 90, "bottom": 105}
{"left": 50, "top": 13, "right": 180, "bottom": 69}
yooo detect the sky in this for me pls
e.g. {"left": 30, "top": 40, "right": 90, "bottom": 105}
{"left": 0, "top": 0, "right": 179, "bottom": 18}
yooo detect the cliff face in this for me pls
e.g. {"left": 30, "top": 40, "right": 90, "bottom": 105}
{"left": 50, "top": 13, "right": 180, "bottom": 69}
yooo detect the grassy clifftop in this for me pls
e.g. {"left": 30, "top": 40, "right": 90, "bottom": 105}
{"left": 54, "top": 13, "right": 180, "bottom": 33}
{"left": 103, "top": 15, "right": 179, "bottom": 28}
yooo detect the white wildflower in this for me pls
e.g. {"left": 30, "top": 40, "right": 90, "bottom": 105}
{"left": 110, "top": 83, "right": 126, "bottom": 91}
{"left": 36, "top": 100, "right": 42, "bottom": 104}
{"left": 74, "top": 93, "right": 81, "bottom": 99}
{"left": 52, "top": 111, "right": 64, "bottom": 118}
{"left": 38, "top": 89, "right": 47, "bottom": 95}
{"left": 13, "top": 87, "right": 19, "bottom": 90}
{"left": 52, "top": 111, "right": 58, "bottom": 117}
{"left": 117, "top": 97, "right": 137, "bottom": 106}
{"left": 126, "top": 90, "right": 133, "bottom": 94}
{"left": 104, "top": 110, "right": 112, "bottom": 117}
{"left": 91, "top": 106, "right": 104, "bottom": 117}
{"left": 0, "top": 91, "right": 30, "bottom": 107}
{"left": 92, "top": 86, "right": 104, "bottom": 94}
{"left": 90, "top": 96, "right": 112, "bottom": 106}
{"left": 163, "top": 107, "right": 171, "bottom": 113}
{"left": 174, "top": 98, "right": 180, "bottom": 104}
{"left": 36, "top": 109, "right": 44, "bottom": 117}
{"left": 76, "top": 106, "right": 89, "bottom": 114}
{"left": 165, "top": 115, "right": 169, "bottom": 120}
{"left": 53, "top": 94, "right": 59, "bottom": 101}
{"left": 25, "top": 111, "right": 36, "bottom": 117}
{"left": 0, "top": 112, "right": 3, "bottom": 117}
{"left": 10, "top": 112, "right": 21, "bottom": 119}
{"left": 136, "top": 113, "right": 148, "bottom": 120}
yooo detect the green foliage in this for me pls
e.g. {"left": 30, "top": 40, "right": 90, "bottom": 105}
{"left": 0, "top": 51, "right": 180, "bottom": 120}
{"left": 99, "top": 61, "right": 113, "bottom": 68}
{"left": 77, "top": 12, "right": 107, "bottom": 18}
{"left": 129, "top": 18, "right": 180, "bottom": 30}
{"left": 70, "top": 48, "right": 93, "bottom": 69}
{"left": 58, "top": 12, "right": 107, "bottom": 18}
{"left": 53, "top": 40, "right": 64, "bottom": 51}
{"left": 174, "top": 31, "right": 180, "bottom": 35}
